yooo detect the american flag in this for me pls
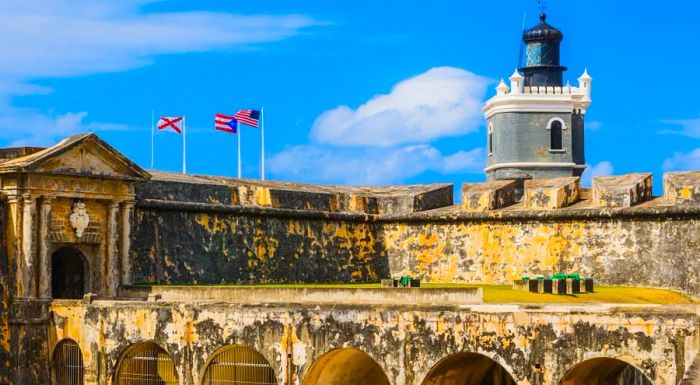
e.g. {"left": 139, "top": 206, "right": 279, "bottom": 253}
{"left": 215, "top": 113, "right": 237, "bottom": 133}
{"left": 234, "top": 109, "right": 260, "bottom": 128}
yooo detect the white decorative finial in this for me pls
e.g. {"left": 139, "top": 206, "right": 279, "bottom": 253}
{"left": 579, "top": 68, "right": 592, "bottom": 80}
{"left": 578, "top": 69, "right": 592, "bottom": 101}
{"left": 496, "top": 79, "right": 509, "bottom": 95}
{"left": 509, "top": 69, "right": 524, "bottom": 94}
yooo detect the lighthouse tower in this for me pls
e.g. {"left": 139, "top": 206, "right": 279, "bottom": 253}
{"left": 483, "top": 13, "right": 591, "bottom": 182}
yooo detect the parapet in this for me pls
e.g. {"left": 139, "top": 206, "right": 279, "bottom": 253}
{"left": 462, "top": 180, "right": 518, "bottom": 212}
{"left": 524, "top": 177, "right": 580, "bottom": 210}
{"left": 592, "top": 173, "right": 652, "bottom": 208}
{"left": 664, "top": 171, "right": 700, "bottom": 205}
{"left": 137, "top": 172, "right": 453, "bottom": 215}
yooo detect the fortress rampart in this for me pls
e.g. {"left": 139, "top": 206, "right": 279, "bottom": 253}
{"left": 132, "top": 171, "right": 700, "bottom": 297}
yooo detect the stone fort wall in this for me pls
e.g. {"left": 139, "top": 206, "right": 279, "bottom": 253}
{"left": 132, "top": 172, "right": 700, "bottom": 297}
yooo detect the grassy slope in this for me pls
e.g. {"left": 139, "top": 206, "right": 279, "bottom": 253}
{"left": 135, "top": 283, "right": 697, "bottom": 304}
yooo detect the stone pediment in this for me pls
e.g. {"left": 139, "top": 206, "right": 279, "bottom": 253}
{"left": 0, "top": 133, "right": 150, "bottom": 181}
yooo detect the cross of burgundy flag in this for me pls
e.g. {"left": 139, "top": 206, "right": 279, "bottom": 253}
{"left": 233, "top": 109, "right": 260, "bottom": 128}
{"left": 157, "top": 116, "right": 183, "bottom": 133}
{"left": 214, "top": 113, "right": 237, "bottom": 134}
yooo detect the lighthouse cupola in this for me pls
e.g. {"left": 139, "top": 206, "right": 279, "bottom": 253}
{"left": 519, "top": 13, "right": 567, "bottom": 87}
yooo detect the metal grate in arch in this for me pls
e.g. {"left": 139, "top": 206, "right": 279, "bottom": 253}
{"left": 202, "top": 345, "right": 277, "bottom": 385}
{"left": 52, "top": 339, "right": 84, "bottom": 385}
{"left": 115, "top": 342, "right": 178, "bottom": 385}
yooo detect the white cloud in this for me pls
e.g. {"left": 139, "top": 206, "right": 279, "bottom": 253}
{"left": 660, "top": 119, "right": 700, "bottom": 138}
{"left": 0, "top": 0, "right": 316, "bottom": 79}
{"left": 0, "top": 0, "right": 318, "bottom": 146}
{"left": 586, "top": 120, "right": 603, "bottom": 130}
{"left": 311, "top": 67, "right": 489, "bottom": 147}
{"left": 0, "top": 107, "right": 129, "bottom": 146}
{"left": 663, "top": 149, "right": 700, "bottom": 171}
{"left": 269, "top": 145, "right": 484, "bottom": 185}
{"left": 581, "top": 161, "right": 614, "bottom": 186}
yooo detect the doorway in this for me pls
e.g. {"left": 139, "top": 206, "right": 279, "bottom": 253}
{"left": 51, "top": 247, "right": 86, "bottom": 299}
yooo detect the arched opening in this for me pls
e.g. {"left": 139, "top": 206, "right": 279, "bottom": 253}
{"left": 303, "top": 348, "right": 390, "bottom": 385}
{"left": 52, "top": 339, "right": 84, "bottom": 385}
{"left": 488, "top": 123, "right": 494, "bottom": 155}
{"left": 560, "top": 357, "right": 652, "bottom": 385}
{"left": 550, "top": 120, "right": 563, "bottom": 150}
{"left": 421, "top": 352, "right": 516, "bottom": 385}
{"left": 201, "top": 345, "right": 277, "bottom": 385}
{"left": 52, "top": 247, "right": 86, "bottom": 299}
{"left": 114, "top": 342, "right": 178, "bottom": 385}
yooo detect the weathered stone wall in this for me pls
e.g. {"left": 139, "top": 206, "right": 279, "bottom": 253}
{"left": 382, "top": 213, "right": 700, "bottom": 296}
{"left": 0, "top": 205, "right": 10, "bottom": 385}
{"left": 132, "top": 177, "right": 700, "bottom": 297}
{"left": 49, "top": 299, "right": 699, "bottom": 385}
{"left": 131, "top": 204, "right": 388, "bottom": 284}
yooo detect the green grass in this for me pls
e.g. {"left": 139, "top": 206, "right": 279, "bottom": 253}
{"left": 133, "top": 282, "right": 697, "bottom": 304}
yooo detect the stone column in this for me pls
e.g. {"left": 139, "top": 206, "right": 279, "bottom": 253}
{"left": 38, "top": 197, "right": 53, "bottom": 298}
{"left": 119, "top": 201, "right": 135, "bottom": 286}
{"left": 20, "top": 195, "right": 37, "bottom": 298}
{"left": 107, "top": 201, "right": 120, "bottom": 297}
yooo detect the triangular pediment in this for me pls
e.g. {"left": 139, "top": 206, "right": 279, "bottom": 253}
{"left": 0, "top": 133, "right": 150, "bottom": 180}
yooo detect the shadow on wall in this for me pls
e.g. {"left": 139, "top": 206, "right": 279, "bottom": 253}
{"left": 303, "top": 348, "right": 390, "bottom": 385}
{"left": 131, "top": 208, "right": 392, "bottom": 284}
{"left": 422, "top": 352, "right": 517, "bottom": 385}
{"left": 559, "top": 357, "right": 652, "bottom": 385}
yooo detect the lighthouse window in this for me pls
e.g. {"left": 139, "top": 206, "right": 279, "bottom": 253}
{"left": 526, "top": 43, "right": 543, "bottom": 66}
{"left": 488, "top": 124, "right": 494, "bottom": 155}
{"left": 550, "top": 120, "right": 563, "bottom": 150}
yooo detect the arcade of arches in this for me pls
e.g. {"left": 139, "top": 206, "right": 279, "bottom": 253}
{"left": 49, "top": 341, "right": 654, "bottom": 385}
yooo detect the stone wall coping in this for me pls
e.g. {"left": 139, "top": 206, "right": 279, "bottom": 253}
{"left": 53, "top": 297, "right": 699, "bottom": 316}
{"left": 119, "top": 285, "right": 484, "bottom": 306}
{"left": 139, "top": 197, "right": 700, "bottom": 222}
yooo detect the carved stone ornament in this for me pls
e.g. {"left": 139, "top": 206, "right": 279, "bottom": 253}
{"left": 69, "top": 201, "right": 90, "bottom": 238}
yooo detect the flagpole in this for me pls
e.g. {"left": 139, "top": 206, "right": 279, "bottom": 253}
{"left": 260, "top": 107, "right": 265, "bottom": 180}
{"left": 150, "top": 110, "right": 154, "bottom": 170}
{"left": 182, "top": 116, "right": 187, "bottom": 174}
{"left": 237, "top": 120, "right": 242, "bottom": 178}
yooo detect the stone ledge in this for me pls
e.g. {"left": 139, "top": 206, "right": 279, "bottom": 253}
{"left": 139, "top": 172, "right": 453, "bottom": 215}
{"left": 665, "top": 171, "right": 700, "bottom": 205}
{"left": 524, "top": 177, "right": 580, "bottom": 210}
{"left": 119, "top": 286, "right": 484, "bottom": 306}
{"left": 592, "top": 173, "right": 652, "bottom": 208}
{"left": 462, "top": 180, "right": 518, "bottom": 212}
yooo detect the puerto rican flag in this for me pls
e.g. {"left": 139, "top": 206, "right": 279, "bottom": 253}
{"left": 157, "top": 116, "right": 183, "bottom": 133}
{"left": 214, "top": 113, "right": 237, "bottom": 134}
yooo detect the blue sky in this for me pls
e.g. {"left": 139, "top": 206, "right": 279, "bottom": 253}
{"left": 2, "top": 0, "right": 700, "bottom": 196}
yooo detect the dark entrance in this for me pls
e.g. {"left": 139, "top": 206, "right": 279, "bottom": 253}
{"left": 51, "top": 247, "right": 86, "bottom": 299}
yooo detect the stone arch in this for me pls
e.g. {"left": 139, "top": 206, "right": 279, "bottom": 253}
{"left": 200, "top": 344, "right": 277, "bottom": 385}
{"left": 421, "top": 352, "right": 517, "bottom": 385}
{"left": 303, "top": 347, "right": 390, "bottom": 385}
{"left": 52, "top": 338, "right": 84, "bottom": 385}
{"left": 114, "top": 341, "right": 178, "bottom": 385}
{"left": 559, "top": 357, "right": 653, "bottom": 385}
{"left": 51, "top": 247, "right": 88, "bottom": 299}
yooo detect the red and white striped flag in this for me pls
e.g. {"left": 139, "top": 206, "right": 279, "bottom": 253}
{"left": 234, "top": 109, "right": 260, "bottom": 128}
{"left": 157, "top": 116, "right": 183, "bottom": 133}
{"left": 215, "top": 113, "right": 237, "bottom": 134}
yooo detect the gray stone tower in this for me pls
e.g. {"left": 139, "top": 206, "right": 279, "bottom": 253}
{"left": 483, "top": 13, "right": 591, "bottom": 182}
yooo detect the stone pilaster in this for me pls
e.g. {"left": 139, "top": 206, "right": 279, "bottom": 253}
{"left": 119, "top": 201, "right": 135, "bottom": 286}
{"left": 107, "top": 201, "right": 120, "bottom": 297}
{"left": 20, "top": 195, "right": 37, "bottom": 298}
{"left": 37, "top": 197, "right": 53, "bottom": 298}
